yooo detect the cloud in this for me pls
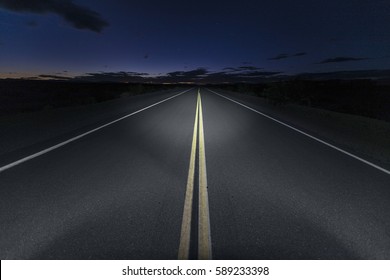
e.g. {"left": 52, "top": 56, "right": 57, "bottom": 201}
{"left": 222, "top": 66, "right": 263, "bottom": 72}
{"left": 268, "top": 53, "right": 289, "bottom": 60}
{"left": 318, "top": 57, "right": 369, "bottom": 64}
{"left": 160, "top": 67, "right": 281, "bottom": 83}
{"left": 269, "top": 52, "right": 307, "bottom": 60}
{"left": 293, "top": 52, "right": 307, "bottom": 57}
{"left": 222, "top": 67, "right": 238, "bottom": 72}
{"left": 0, "top": 0, "right": 108, "bottom": 33}
{"left": 74, "top": 71, "right": 149, "bottom": 82}
{"left": 38, "top": 74, "right": 71, "bottom": 80}
{"left": 236, "top": 71, "right": 282, "bottom": 77}
{"left": 238, "top": 66, "right": 263, "bottom": 71}
{"left": 14, "top": 69, "right": 390, "bottom": 83}
{"left": 28, "top": 67, "right": 283, "bottom": 83}
{"left": 166, "top": 68, "right": 208, "bottom": 78}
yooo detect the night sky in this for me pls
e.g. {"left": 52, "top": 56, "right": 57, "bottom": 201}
{"left": 1, "top": 0, "right": 390, "bottom": 82}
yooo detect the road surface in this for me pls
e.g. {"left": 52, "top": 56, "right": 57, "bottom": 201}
{"left": 0, "top": 88, "right": 389, "bottom": 259}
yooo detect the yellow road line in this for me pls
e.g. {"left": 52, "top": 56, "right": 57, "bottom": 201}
{"left": 198, "top": 89, "right": 212, "bottom": 260}
{"left": 178, "top": 92, "right": 200, "bottom": 260}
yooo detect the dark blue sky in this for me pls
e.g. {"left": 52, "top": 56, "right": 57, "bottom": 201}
{"left": 1, "top": 0, "right": 390, "bottom": 81}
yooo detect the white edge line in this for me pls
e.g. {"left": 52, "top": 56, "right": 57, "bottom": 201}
{"left": 207, "top": 88, "right": 390, "bottom": 176}
{"left": 0, "top": 88, "right": 193, "bottom": 173}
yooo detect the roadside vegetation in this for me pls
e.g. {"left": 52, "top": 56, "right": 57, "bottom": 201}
{"left": 210, "top": 80, "right": 390, "bottom": 122}
{"left": 0, "top": 80, "right": 182, "bottom": 116}
{"left": 2, "top": 79, "right": 389, "bottom": 122}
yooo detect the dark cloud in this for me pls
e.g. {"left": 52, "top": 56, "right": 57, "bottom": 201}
{"left": 38, "top": 74, "right": 71, "bottom": 80}
{"left": 160, "top": 68, "right": 282, "bottom": 83}
{"left": 18, "top": 69, "right": 390, "bottom": 83}
{"left": 238, "top": 66, "right": 263, "bottom": 71}
{"left": 222, "top": 66, "right": 263, "bottom": 72}
{"left": 222, "top": 67, "right": 238, "bottom": 72}
{"left": 65, "top": 67, "right": 283, "bottom": 83}
{"left": 268, "top": 53, "right": 289, "bottom": 60}
{"left": 74, "top": 71, "right": 148, "bottom": 82}
{"left": 269, "top": 52, "right": 307, "bottom": 60}
{"left": 293, "top": 52, "right": 307, "bottom": 57}
{"left": 20, "top": 76, "right": 40, "bottom": 80}
{"left": 236, "top": 71, "right": 282, "bottom": 77}
{"left": 166, "top": 68, "right": 208, "bottom": 78}
{"left": 0, "top": 0, "right": 108, "bottom": 33}
{"left": 318, "top": 57, "right": 369, "bottom": 64}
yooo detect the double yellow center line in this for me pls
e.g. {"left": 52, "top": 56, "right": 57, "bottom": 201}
{"left": 178, "top": 89, "right": 212, "bottom": 260}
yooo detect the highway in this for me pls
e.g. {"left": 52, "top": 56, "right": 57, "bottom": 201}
{"left": 0, "top": 88, "right": 389, "bottom": 259}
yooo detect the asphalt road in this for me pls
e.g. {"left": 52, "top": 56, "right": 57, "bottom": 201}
{"left": 0, "top": 88, "right": 389, "bottom": 259}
